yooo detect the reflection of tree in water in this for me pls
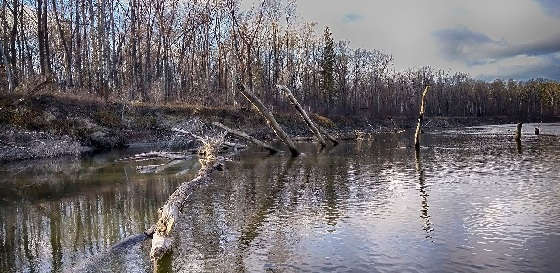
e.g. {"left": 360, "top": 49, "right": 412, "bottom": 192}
{"left": 415, "top": 150, "right": 434, "bottom": 239}
{"left": 0, "top": 169, "right": 181, "bottom": 273}
{"left": 234, "top": 158, "right": 295, "bottom": 271}
{"left": 324, "top": 156, "right": 344, "bottom": 228}
{"left": 50, "top": 202, "right": 63, "bottom": 272}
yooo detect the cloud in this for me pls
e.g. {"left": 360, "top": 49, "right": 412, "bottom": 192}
{"left": 433, "top": 27, "right": 504, "bottom": 64}
{"left": 343, "top": 13, "right": 363, "bottom": 23}
{"left": 535, "top": 0, "right": 560, "bottom": 17}
{"left": 434, "top": 26, "right": 560, "bottom": 65}
{"left": 473, "top": 53, "right": 560, "bottom": 81}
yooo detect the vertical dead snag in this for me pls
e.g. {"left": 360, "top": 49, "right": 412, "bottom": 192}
{"left": 236, "top": 83, "right": 300, "bottom": 156}
{"left": 515, "top": 123, "right": 523, "bottom": 142}
{"left": 276, "top": 85, "right": 328, "bottom": 147}
{"left": 414, "top": 86, "right": 430, "bottom": 151}
{"left": 212, "top": 122, "right": 279, "bottom": 154}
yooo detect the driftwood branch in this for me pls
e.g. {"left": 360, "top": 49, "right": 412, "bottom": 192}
{"left": 118, "top": 151, "right": 194, "bottom": 162}
{"left": 414, "top": 86, "right": 430, "bottom": 150}
{"left": 212, "top": 122, "right": 278, "bottom": 154}
{"left": 236, "top": 83, "right": 300, "bottom": 156}
{"left": 136, "top": 159, "right": 184, "bottom": 174}
{"left": 276, "top": 85, "right": 327, "bottom": 147}
{"left": 171, "top": 128, "right": 246, "bottom": 150}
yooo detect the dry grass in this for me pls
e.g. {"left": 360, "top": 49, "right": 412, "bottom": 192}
{"left": 312, "top": 113, "right": 335, "bottom": 128}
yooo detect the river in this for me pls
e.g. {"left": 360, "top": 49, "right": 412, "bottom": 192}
{"left": 1, "top": 123, "right": 559, "bottom": 273}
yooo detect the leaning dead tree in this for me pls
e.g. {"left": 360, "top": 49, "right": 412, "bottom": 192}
{"left": 212, "top": 122, "right": 279, "bottom": 154}
{"left": 277, "top": 85, "right": 338, "bottom": 147}
{"left": 237, "top": 83, "right": 300, "bottom": 156}
{"left": 414, "top": 86, "right": 430, "bottom": 151}
{"left": 148, "top": 135, "right": 227, "bottom": 263}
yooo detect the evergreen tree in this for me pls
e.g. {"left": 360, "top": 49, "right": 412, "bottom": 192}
{"left": 321, "top": 26, "right": 336, "bottom": 105}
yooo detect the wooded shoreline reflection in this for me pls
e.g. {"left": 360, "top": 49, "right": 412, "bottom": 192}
{"left": 1, "top": 132, "right": 560, "bottom": 272}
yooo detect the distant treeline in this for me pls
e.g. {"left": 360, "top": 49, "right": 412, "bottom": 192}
{"left": 0, "top": 0, "right": 559, "bottom": 120}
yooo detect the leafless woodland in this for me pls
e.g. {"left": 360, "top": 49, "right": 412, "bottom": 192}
{"left": 1, "top": 0, "right": 559, "bottom": 120}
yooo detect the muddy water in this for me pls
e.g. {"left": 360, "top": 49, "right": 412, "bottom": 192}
{"left": 1, "top": 125, "right": 560, "bottom": 273}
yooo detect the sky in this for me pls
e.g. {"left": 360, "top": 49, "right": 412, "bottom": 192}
{"left": 295, "top": 0, "right": 560, "bottom": 81}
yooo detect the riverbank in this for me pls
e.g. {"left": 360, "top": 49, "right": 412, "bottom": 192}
{"left": 1, "top": 93, "right": 556, "bottom": 162}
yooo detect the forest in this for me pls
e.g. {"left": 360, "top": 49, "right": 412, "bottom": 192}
{"left": 1, "top": 0, "right": 559, "bottom": 120}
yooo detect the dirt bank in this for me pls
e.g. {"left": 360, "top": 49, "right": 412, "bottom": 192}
{"left": 1, "top": 93, "right": 553, "bottom": 162}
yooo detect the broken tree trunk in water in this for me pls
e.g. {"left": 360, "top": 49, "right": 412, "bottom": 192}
{"left": 212, "top": 122, "right": 279, "bottom": 154}
{"left": 414, "top": 86, "right": 430, "bottom": 151}
{"left": 276, "top": 85, "right": 327, "bottom": 147}
{"left": 236, "top": 83, "right": 300, "bottom": 156}
{"left": 515, "top": 123, "right": 523, "bottom": 142}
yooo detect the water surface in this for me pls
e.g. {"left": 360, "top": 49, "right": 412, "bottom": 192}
{"left": 1, "top": 125, "right": 559, "bottom": 273}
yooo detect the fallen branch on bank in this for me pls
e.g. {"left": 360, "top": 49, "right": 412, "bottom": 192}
{"left": 171, "top": 128, "right": 246, "bottom": 150}
{"left": 212, "top": 122, "right": 279, "bottom": 154}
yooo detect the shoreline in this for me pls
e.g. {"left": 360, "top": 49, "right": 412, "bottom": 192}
{"left": 1, "top": 93, "right": 558, "bottom": 163}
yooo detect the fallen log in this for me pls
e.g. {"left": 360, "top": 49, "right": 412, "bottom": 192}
{"left": 236, "top": 83, "right": 300, "bottom": 156}
{"left": 276, "top": 85, "right": 327, "bottom": 147}
{"left": 212, "top": 122, "right": 279, "bottom": 154}
{"left": 118, "top": 151, "right": 194, "bottom": 162}
{"left": 149, "top": 137, "right": 226, "bottom": 263}
{"left": 414, "top": 86, "right": 430, "bottom": 151}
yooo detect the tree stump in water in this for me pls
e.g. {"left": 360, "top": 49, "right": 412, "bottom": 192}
{"left": 515, "top": 123, "right": 523, "bottom": 142}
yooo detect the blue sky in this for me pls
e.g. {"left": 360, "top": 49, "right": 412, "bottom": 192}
{"left": 295, "top": 0, "right": 560, "bottom": 81}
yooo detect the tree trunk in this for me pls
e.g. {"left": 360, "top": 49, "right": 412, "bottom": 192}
{"left": 0, "top": 40, "right": 15, "bottom": 92}
{"left": 51, "top": 0, "right": 73, "bottom": 86}
{"left": 515, "top": 123, "right": 522, "bottom": 142}
{"left": 237, "top": 83, "right": 299, "bottom": 156}
{"left": 414, "top": 86, "right": 430, "bottom": 151}
{"left": 277, "top": 84, "right": 328, "bottom": 147}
